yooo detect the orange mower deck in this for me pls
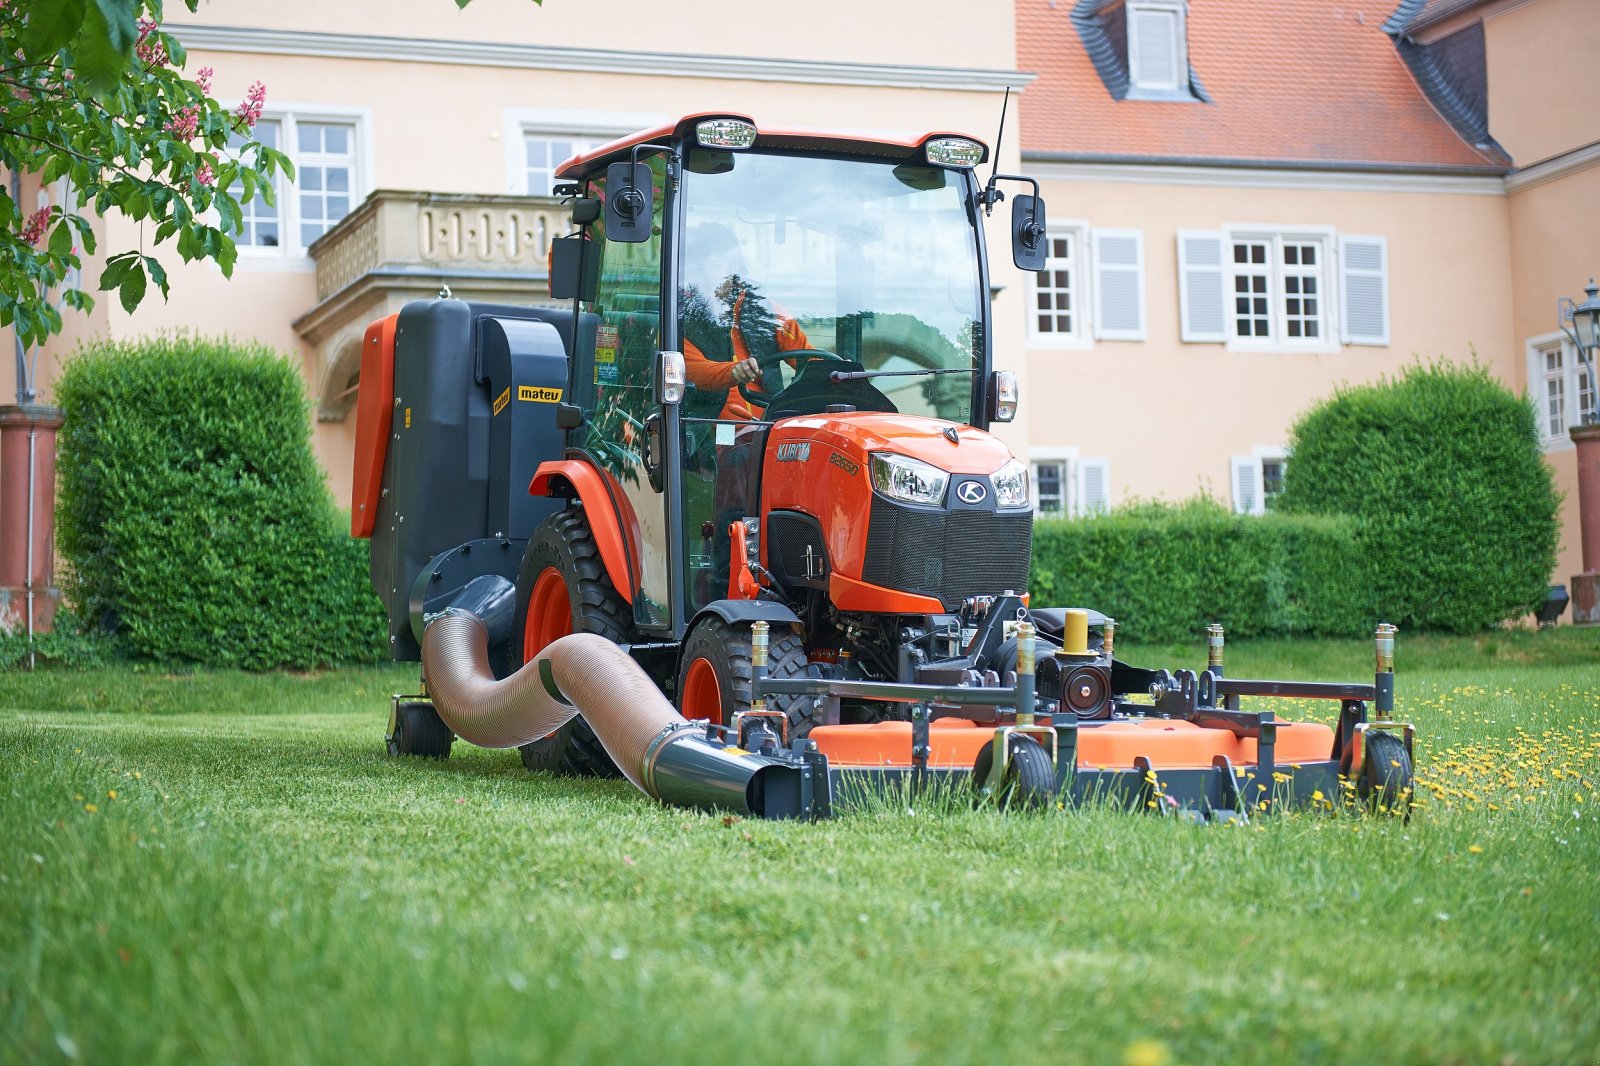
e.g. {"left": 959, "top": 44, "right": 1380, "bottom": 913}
{"left": 810, "top": 717, "right": 1336, "bottom": 770}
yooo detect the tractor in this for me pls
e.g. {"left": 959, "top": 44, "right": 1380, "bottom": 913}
{"left": 352, "top": 113, "right": 1415, "bottom": 819}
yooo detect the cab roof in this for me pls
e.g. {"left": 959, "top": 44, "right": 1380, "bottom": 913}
{"left": 555, "top": 112, "right": 989, "bottom": 181}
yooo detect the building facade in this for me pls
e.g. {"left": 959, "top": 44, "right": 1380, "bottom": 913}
{"left": 4, "top": 0, "right": 1597, "bottom": 612}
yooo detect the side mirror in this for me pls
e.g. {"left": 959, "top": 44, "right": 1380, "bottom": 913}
{"left": 549, "top": 235, "right": 598, "bottom": 302}
{"left": 605, "top": 161, "right": 653, "bottom": 244}
{"left": 1011, "top": 194, "right": 1047, "bottom": 272}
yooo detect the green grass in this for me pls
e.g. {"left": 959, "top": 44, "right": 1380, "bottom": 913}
{"left": 2, "top": 630, "right": 1597, "bottom": 1065}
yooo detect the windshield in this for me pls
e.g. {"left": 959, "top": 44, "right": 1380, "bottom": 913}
{"left": 678, "top": 149, "right": 983, "bottom": 423}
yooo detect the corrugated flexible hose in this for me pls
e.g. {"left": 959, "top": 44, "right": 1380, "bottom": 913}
{"left": 420, "top": 598, "right": 808, "bottom": 816}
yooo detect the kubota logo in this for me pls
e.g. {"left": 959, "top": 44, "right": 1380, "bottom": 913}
{"left": 775, "top": 442, "right": 811, "bottom": 462}
{"left": 956, "top": 480, "right": 987, "bottom": 504}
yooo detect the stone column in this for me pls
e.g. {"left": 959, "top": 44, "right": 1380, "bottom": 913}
{"left": 0, "top": 404, "right": 66, "bottom": 634}
{"left": 1570, "top": 422, "right": 1600, "bottom": 625}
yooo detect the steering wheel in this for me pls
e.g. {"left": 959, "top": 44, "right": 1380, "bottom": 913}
{"left": 737, "top": 348, "right": 850, "bottom": 410}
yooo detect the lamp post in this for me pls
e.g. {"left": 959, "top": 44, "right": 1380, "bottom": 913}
{"left": 1558, "top": 279, "right": 1600, "bottom": 623}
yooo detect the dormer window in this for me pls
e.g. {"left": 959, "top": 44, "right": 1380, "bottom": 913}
{"left": 1127, "top": 0, "right": 1190, "bottom": 98}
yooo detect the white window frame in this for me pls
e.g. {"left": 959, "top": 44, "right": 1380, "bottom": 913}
{"left": 1028, "top": 448, "right": 1110, "bottom": 517}
{"left": 1231, "top": 445, "right": 1289, "bottom": 515}
{"left": 1029, "top": 447, "right": 1077, "bottom": 518}
{"left": 226, "top": 103, "right": 372, "bottom": 266}
{"left": 1222, "top": 225, "right": 1338, "bottom": 353}
{"left": 1026, "top": 222, "right": 1146, "bottom": 347}
{"left": 1127, "top": 0, "right": 1191, "bottom": 98}
{"left": 1527, "top": 331, "right": 1596, "bottom": 451}
{"left": 1027, "top": 222, "right": 1091, "bottom": 349}
{"left": 502, "top": 108, "right": 667, "bottom": 195}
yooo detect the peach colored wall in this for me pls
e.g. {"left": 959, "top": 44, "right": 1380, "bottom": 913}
{"left": 1484, "top": 0, "right": 1599, "bottom": 166}
{"left": 1507, "top": 165, "right": 1600, "bottom": 590}
{"left": 175, "top": 0, "right": 1018, "bottom": 70}
{"left": 1027, "top": 175, "right": 1515, "bottom": 506}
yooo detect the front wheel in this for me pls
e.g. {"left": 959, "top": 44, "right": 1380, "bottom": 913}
{"left": 388, "top": 700, "right": 454, "bottom": 760}
{"left": 677, "top": 616, "right": 818, "bottom": 743}
{"left": 1358, "top": 730, "right": 1413, "bottom": 814}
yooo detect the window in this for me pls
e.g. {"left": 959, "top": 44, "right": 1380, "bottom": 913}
{"left": 1178, "top": 229, "right": 1388, "bottom": 348}
{"left": 227, "top": 110, "right": 365, "bottom": 255}
{"left": 1032, "top": 232, "right": 1079, "bottom": 339}
{"left": 525, "top": 134, "right": 598, "bottom": 197}
{"left": 1529, "top": 334, "right": 1596, "bottom": 448}
{"left": 1231, "top": 447, "right": 1288, "bottom": 515}
{"left": 1028, "top": 224, "right": 1145, "bottom": 345}
{"left": 1029, "top": 450, "right": 1111, "bottom": 518}
{"left": 1127, "top": 0, "right": 1190, "bottom": 98}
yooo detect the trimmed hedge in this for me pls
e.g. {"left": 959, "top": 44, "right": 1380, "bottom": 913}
{"left": 1277, "top": 361, "right": 1560, "bottom": 633}
{"left": 1030, "top": 498, "right": 1370, "bottom": 643}
{"left": 55, "top": 336, "right": 386, "bottom": 669}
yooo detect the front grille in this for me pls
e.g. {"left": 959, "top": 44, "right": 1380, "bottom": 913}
{"left": 861, "top": 495, "right": 1032, "bottom": 610}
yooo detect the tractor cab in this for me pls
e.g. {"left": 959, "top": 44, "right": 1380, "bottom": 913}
{"left": 544, "top": 113, "right": 1041, "bottom": 637}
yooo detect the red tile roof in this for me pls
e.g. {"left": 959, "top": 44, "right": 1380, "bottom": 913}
{"left": 1016, "top": 0, "right": 1508, "bottom": 171}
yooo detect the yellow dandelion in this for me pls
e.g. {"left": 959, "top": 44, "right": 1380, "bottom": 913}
{"left": 107, "top": 791, "right": 117, "bottom": 800}
{"left": 1468, "top": 845, "right": 1483, "bottom": 854}
{"left": 84, "top": 803, "right": 98, "bottom": 813}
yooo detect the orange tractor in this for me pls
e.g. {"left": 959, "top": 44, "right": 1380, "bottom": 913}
{"left": 352, "top": 114, "right": 1414, "bottom": 818}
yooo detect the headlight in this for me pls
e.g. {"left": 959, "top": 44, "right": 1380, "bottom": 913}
{"left": 991, "top": 459, "right": 1030, "bottom": 508}
{"left": 870, "top": 452, "right": 949, "bottom": 506}
{"left": 925, "top": 137, "right": 986, "bottom": 168}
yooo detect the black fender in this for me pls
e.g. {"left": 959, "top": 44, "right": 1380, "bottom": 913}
{"left": 687, "top": 598, "right": 803, "bottom": 638}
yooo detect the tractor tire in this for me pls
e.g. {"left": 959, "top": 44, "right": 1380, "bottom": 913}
{"left": 972, "top": 733, "right": 1055, "bottom": 811}
{"left": 677, "top": 616, "right": 818, "bottom": 743}
{"left": 388, "top": 700, "right": 454, "bottom": 760}
{"left": 513, "top": 509, "right": 631, "bottom": 778}
{"left": 1359, "top": 730, "right": 1413, "bottom": 814}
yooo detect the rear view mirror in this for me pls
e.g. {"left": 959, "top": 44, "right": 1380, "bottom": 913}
{"left": 549, "top": 236, "right": 597, "bottom": 302}
{"left": 605, "top": 161, "right": 653, "bottom": 244}
{"left": 1012, "top": 194, "right": 1047, "bottom": 272}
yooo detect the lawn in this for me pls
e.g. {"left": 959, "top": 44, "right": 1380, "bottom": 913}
{"left": 2, "top": 629, "right": 1597, "bottom": 1065}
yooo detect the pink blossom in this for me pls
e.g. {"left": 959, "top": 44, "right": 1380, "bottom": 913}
{"left": 234, "top": 81, "right": 266, "bottom": 128}
{"left": 135, "top": 17, "right": 167, "bottom": 66}
{"left": 195, "top": 163, "right": 215, "bottom": 187}
{"left": 195, "top": 67, "right": 213, "bottom": 95}
{"left": 164, "top": 105, "right": 199, "bottom": 140}
{"left": 21, "top": 205, "right": 53, "bottom": 247}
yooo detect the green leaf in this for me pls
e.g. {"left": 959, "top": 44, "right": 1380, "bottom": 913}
{"left": 216, "top": 235, "right": 237, "bottom": 279}
{"left": 98, "top": 253, "right": 137, "bottom": 291}
{"left": 117, "top": 260, "right": 146, "bottom": 313}
{"left": 22, "top": 0, "right": 88, "bottom": 57}
{"left": 143, "top": 255, "right": 169, "bottom": 299}
{"left": 73, "top": 0, "right": 140, "bottom": 100}
{"left": 49, "top": 220, "right": 73, "bottom": 258}
{"left": 164, "top": 32, "right": 186, "bottom": 67}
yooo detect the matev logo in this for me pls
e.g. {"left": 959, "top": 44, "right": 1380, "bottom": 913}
{"left": 955, "top": 480, "right": 987, "bottom": 504}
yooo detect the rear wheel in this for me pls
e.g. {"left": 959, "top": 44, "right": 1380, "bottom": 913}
{"left": 514, "top": 509, "right": 631, "bottom": 777}
{"left": 1359, "top": 730, "right": 1413, "bottom": 814}
{"left": 972, "top": 733, "right": 1055, "bottom": 811}
{"left": 677, "top": 616, "right": 817, "bottom": 744}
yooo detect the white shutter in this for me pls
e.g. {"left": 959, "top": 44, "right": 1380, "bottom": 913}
{"left": 1075, "top": 458, "right": 1111, "bottom": 516}
{"left": 1231, "top": 456, "right": 1260, "bottom": 515}
{"left": 1130, "top": 7, "right": 1181, "bottom": 90}
{"left": 1178, "top": 230, "right": 1227, "bottom": 342}
{"left": 1092, "top": 229, "right": 1146, "bottom": 340}
{"left": 1340, "top": 234, "right": 1389, "bottom": 346}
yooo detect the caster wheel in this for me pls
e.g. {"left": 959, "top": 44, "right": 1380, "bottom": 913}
{"left": 973, "top": 734, "right": 1056, "bottom": 811}
{"left": 388, "top": 700, "right": 454, "bottom": 759}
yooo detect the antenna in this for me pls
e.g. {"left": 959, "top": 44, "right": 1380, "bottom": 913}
{"left": 982, "top": 86, "right": 1012, "bottom": 217}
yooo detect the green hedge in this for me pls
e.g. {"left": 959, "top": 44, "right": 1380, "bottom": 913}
{"left": 1277, "top": 361, "right": 1560, "bottom": 633}
{"left": 55, "top": 335, "right": 386, "bottom": 669}
{"left": 1030, "top": 499, "right": 1370, "bottom": 643}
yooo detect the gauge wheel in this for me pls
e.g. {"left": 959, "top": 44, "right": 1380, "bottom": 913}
{"left": 972, "top": 733, "right": 1056, "bottom": 811}
{"left": 388, "top": 700, "right": 454, "bottom": 760}
{"left": 1359, "top": 730, "right": 1413, "bottom": 814}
